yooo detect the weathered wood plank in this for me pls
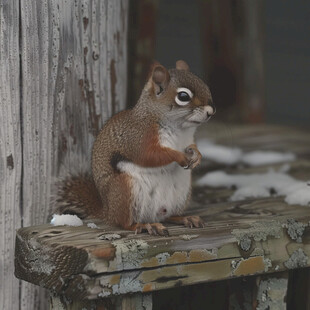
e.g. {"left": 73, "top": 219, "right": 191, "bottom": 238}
{"left": 18, "top": 0, "right": 128, "bottom": 309}
{"left": 0, "top": 1, "right": 22, "bottom": 309}
{"left": 15, "top": 199, "right": 310, "bottom": 299}
{"left": 15, "top": 122, "right": 310, "bottom": 303}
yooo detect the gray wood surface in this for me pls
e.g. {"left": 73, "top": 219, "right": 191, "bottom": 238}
{"left": 0, "top": 1, "right": 22, "bottom": 310}
{"left": 14, "top": 123, "right": 310, "bottom": 302}
{"left": 1, "top": 1, "right": 128, "bottom": 309}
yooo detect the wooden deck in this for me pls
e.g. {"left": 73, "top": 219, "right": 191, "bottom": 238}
{"left": 14, "top": 123, "right": 310, "bottom": 309}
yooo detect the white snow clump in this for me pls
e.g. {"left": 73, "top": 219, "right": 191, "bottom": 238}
{"left": 50, "top": 214, "right": 83, "bottom": 226}
{"left": 197, "top": 139, "right": 295, "bottom": 166}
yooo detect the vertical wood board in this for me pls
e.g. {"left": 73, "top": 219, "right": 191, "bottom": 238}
{"left": 1, "top": 0, "right": 129, "bottom": 309}
{"left": 0, "top": 1, "right": 22, "bottom": 310}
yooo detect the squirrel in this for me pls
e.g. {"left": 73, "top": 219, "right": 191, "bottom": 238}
{"left": 54, "top": 60, "right": 215, "bottom": 235}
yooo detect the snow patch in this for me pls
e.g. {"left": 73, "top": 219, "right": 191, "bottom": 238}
{"left": 197, "top": 139, "right": 295, "bottom": 166}
{"left": 87, "top": 222, "right": 99, "bottom": 229}
{"left": 50, "top": 214, "right": 83, "bottom": 226}
{"left": 197, "top": 140, "right": 242, "bottom": 165}
{"left": 242, "top": 151, "right": 295, "bottom": 166}
{"left": 197, "top": 170, "right": 310, "bottom": 206}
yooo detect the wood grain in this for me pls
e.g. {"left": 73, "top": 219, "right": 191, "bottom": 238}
{"left": 0, "top": 1, "right": 128, "bottom": 309}
{"left": 19, "top": 1, "right": 128, "bottom": 308}
{"left": 14, "top": 123, "right": 310, "bottom": 303}
{"left": 0, "top": 1, "right": 22, "bottom": 309}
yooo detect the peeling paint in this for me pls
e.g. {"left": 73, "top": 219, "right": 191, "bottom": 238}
{"left": 231, "top": 256, "right": 268, "bottom": 276}
{"left": 284, "top": 248, "right": 308, "bottom": 269}
{"left": 91, "top": 247, "right": 116, "bottom": 260}
{"left": 99, "top": 271, "right": 143, "bottom": 298}
{"left": 283, "top": 219, "right": 307, "bottom": 243}
{"left": 111, "top": 239, "right": 149, "bottom": 270}
{"left": 189, "top": 249, "right": 217, "bottom": 262}
{"left": 180, "top": 234, "right": 199, "bottom": 241}
{"left": 166, "top": 252, "right": 188, "bottom": 264}
{"left": 263, "top": 258, "right": 272, "bottom": 272}
{"left": 142, "top": 283, "right": 153, "bottom": 292}
{"left": 232, "top": 221, "right": 282, "bottom": 251}
{"left": 27, "top": 239, "right": 56, "bottom": 275}
{"left": 155, "top": 252, "right": 170, "bottom": 264}
{"left": 141, "top": 248, "right": 218, "bottom": 268}
{"left": 99, "top": 233, "right": 121, "bottom": 241}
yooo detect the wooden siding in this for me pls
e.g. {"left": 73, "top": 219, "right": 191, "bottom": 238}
{"left": 0, "top": 1, "right": 128, "bottom": 309}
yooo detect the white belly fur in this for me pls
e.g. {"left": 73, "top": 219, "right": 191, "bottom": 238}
{"left": 117, "top": 126, "right": 196, "bottom": 223}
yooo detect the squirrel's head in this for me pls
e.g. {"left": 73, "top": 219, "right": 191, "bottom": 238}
{"left": 141, "top": 60, "right": 215, "bottom": 128}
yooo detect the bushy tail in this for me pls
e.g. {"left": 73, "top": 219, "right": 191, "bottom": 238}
{"left": 52, "top": 172, "right": 103, "bottom": 220}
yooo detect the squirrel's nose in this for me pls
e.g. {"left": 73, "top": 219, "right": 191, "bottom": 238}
{"left": 205, "top": 104, "right": 216, "bottom": 117}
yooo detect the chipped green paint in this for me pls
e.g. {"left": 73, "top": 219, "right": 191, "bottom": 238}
{"left": 232, "top": 221, "right": 282, "bottom": 251}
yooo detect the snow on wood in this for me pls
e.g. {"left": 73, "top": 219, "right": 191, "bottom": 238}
{"left": 197, "top": 139, "right": 296, "bottom": 166}
{"left": 51, "top": 214, "right": 83, "bottom": 226}
{"left": 197, "top": 169, "right": 310, "bottom": 206}
{"left": 87, "top": 222, "right": 99, "bottom": 229}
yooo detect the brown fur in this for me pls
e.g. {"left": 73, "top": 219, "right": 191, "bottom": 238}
{"left": 54, "top": 60, "right": 214, "bottom": 231}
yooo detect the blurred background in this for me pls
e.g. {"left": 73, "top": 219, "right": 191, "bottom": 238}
{"left": 127, "top": 0, "right": 310, "bottom": 127}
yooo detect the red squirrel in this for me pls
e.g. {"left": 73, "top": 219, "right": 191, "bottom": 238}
{"left": 54, "top": 60, "right": 215, "bottom": 235}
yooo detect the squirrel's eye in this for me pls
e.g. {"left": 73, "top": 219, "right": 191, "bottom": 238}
{"left": 175, "top": 87, "right": 193, "bottom": 106}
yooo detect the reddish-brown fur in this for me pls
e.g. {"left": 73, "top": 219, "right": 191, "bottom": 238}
{"left": 137, "top": 124, "right": 188, "bottom": 168}
{"left": 53, "top": 60, "right": 214, "bottom": 234}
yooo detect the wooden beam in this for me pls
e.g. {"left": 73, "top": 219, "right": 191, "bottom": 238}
{"left": 14, "top": 122, "right": 310, "bottom": 304}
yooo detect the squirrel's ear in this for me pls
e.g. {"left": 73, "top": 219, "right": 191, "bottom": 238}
{"left": 176, "top": 60, "right": 190, "bottom": 71}
{"left": 149, "top": 63, "right": 170, "bottom": 96}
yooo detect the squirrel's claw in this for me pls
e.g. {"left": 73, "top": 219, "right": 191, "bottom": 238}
{"left": 184, "top": 144, "right": 202, "bottom": 169}
{"left": 183, "top": 216, "right": 205, "bottom": 228}
{"left": 166, "top": 215, "right": 205, "bottom": 228}
{"left": 134, "top": 223, "right": 169, "bottom": 236}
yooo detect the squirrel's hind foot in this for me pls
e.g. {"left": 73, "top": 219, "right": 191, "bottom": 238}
{"left": 166, "top": 215, "right": 205, "bottom": 228}
{"left": 128, "top": 223, "right": 169, "bottom": 236}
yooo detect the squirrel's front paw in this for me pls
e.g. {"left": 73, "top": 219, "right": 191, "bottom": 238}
{"left": 184, "top": 144, "right": 202, "bottom": 169}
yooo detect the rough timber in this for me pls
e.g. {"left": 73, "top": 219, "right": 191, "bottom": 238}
{"left": 15, "top": 123, "right": 310, "bottom": 308}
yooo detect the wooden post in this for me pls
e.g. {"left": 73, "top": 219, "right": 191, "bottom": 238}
{"left": 0, "top": 1, "right": 22, "bottom": 310}
{"left": 118, "top": 294, "right": 152, "bottom": 310}
{"left": 1, "top": 0, "right": 128, "bottom": 309}
{"left": 49, "top": 293, "right": 152, "bottom": 310}
{"left": 228, "top": 273, "right": 288, "bottom": 309}
{"left": 255, "top": 272, "right": 288, "bottom": 310}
